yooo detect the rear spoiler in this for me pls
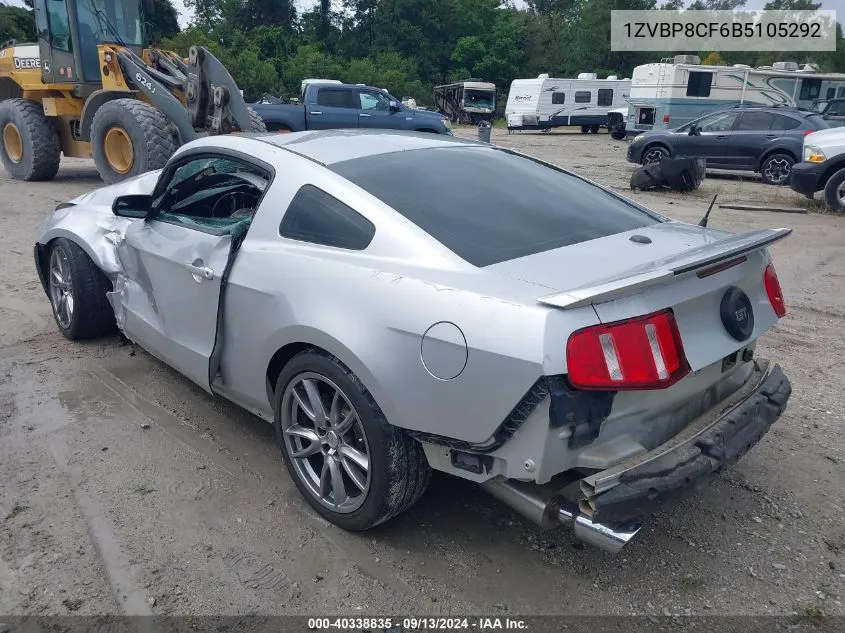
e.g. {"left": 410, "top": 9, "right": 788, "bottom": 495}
{"left": 538, "top": 228, "right": 792, "bottom": 309}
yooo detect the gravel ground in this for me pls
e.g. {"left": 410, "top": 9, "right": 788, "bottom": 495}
{"left": 0, "top": 129, "right": 843, "bottom": 621}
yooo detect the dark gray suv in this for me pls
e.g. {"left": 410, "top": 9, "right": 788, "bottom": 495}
{"left": 626, "top": 106, "right": 831, "bottom": 185}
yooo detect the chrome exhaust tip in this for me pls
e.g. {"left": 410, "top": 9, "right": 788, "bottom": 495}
{"left": 480, "top": 477, "right": 641, "bottom": 554}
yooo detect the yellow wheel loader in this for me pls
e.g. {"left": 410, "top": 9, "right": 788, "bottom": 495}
{"left": 0, "top": 0, "right": 266, "bottom": 183}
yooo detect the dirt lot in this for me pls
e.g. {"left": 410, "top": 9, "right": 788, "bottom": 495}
{"left": 1, "top": 128, "right": 843, "bottom": 620}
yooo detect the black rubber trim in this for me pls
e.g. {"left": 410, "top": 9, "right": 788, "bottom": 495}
{"left": 587, "top": 364, "right": 791, "bottom": 524}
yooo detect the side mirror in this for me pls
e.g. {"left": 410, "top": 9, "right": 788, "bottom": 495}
{"left": 389, "top": 101, "right": 401, "bottom": 112}
{"left": 688, "top": 125, "right": 700, "bottom": 136}
{"left": 113, "top": 194, "right": 152, "bottom": 218}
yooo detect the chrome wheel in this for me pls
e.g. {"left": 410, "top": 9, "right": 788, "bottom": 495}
{"left": 48, "top": 247, "right": 74, "bottom": 330}
{"left": 281, "top": 373, "right": 371, "bottom": 513}
{"left": 763, "top": 156, "right": 792, "bottom": 185}
{"left": 643, "top": 147, "right": 668, "bottom": 165}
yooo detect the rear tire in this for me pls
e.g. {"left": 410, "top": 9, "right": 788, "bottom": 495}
{"left": 823, "top": 166, "right": 845, "bottom": 212}
{"left": 274, "top": 349, "right": 430, "bottom": 531}
{"left": 0, "top": 98, "right": 60, "bottom": 181}
{"left": 91, "top": 99, "right": 176, "bottom": 184}
{"left": 47, "top": 238, "right": 116, "bottom": 340}
{"left": 589, "top": 125, "right": 600, "bottom": 134}
{"left": 611, "top": 128, "right": 626, "bottom": 140}
{"left": 580, "top": 125, "right": 589, "bottom": 134}
{"left": 760, "top": 153, "right": 794, "bottom": 186}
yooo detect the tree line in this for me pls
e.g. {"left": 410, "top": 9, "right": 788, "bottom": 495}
{"left": 2, "top": 0, "right": 844, "bottom": 107}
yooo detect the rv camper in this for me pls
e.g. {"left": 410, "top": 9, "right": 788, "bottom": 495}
{"left": 433, "top": 80, "right": 497, "bottom": 124}
{"left": 628, "top": 55, "right": 845, "bottom": 133}
{"left": 505, "top": 73, "right": 631, "bottom": 133}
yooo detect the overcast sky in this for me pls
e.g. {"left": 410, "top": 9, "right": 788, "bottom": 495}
{"left": 5, "top": 0, "right": 843, "bottom": 30}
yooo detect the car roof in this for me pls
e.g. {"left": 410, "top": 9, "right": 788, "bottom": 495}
{"left": 249, "top": 129, "right": 480, "bottom": 165}
{"left": 724, "top": 104, "right": 817, "bottom": 118}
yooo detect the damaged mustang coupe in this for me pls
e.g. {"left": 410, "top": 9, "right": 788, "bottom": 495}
{"left": 35, "top": 130, "right": 792, "bottom": 553}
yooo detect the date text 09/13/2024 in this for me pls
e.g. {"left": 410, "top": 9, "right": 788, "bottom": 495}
{"left": 308, "top": 617, "right": 528, "bottom": 630}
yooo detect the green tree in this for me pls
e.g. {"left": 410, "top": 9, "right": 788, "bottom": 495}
{"left": 763, "top": 0, "right": 821, "bottom": 9}
{"left": 0, "top": 4, "right": 35, "bottom": 43}
{"left": 148, "top": 0, "right": 180, "bottom": 44}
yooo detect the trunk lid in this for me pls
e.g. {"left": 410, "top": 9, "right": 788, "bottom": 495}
{"left": 487, "top": 222, "right": 790, "bottom": 371}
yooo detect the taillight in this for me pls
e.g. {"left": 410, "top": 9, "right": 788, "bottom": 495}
{"left": 663, "top": 114, "right": 671, "bottom": 124}
{"left": 764, "top": 263, "right": 786, "bottom": 317}
{"left": 803, "top": 130, "right": 814, "bottom": 137}
{"left": 566, "top": 310, "right": 690, "bottom": 391}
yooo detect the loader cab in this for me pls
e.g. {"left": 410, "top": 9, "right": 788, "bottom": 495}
{"left": 33, "top": 0, "right": 150, "bottom": 86}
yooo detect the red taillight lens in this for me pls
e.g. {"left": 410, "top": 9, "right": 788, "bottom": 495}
{"left": 803, "top": 130, "right": 814, "bottom": 136}
{"left": 663, "top": 114, "right": 671, "bottom": 124}
{"left": 566, "top": 309, "right": 690, "bottom": 391}
{"left": 764, "top": 263, "right": 786, "bottom": 317}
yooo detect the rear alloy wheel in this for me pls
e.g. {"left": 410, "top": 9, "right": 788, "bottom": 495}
{"left": 642, "top": 145, "right": 669, "bottom": 165}
{"left": 760, "top": 153, "right": 794, "bottom": 186}
{"left": 274, "top": 350, "right": 430, "bottom": 531}
{"left": 823, "top": 166, "right": 845, "bottom": 212}
{"left": 0, "top": 98, "right": 60, "bottom": 181}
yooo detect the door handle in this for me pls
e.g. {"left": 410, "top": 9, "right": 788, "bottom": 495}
{"left": 310, "top": 111, "right": 323, "bottom": 115}
{"left": 186, "top": 263, "right": 214, "bottom": 281}
{"left": 716, "top": 135, "right": 729, "bottom": 139}
{"left": 765, "top": 134, "right": 777, "bottom": 139}
{"left": 359, "top": 113, "right": 371, "bottom": 117}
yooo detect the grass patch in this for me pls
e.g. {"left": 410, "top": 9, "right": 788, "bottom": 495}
{"left": 5, "top": 503, "right": 29, "bottom": 520}
{"left": 802, "top": 603, "right": 824, "bottom": 624}
{"left": 131, "top": 482, "right": 156, "bottom": 496}
{"left": 680, "top": 575, "right": 707, "bottom": 593}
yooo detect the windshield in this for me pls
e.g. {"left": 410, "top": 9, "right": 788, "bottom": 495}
{"left": 77, "top": 0, "right": 145, "bottom": 46}
{"left": 464, "top": 90, "right": 496, "bottom": 110}
{"left": 331, "top": 147, "right": 658, "bottom": 267}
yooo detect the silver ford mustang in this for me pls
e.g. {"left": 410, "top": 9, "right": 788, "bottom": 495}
{"left": 35, "top": 130, "right": 792, "bottom": 553}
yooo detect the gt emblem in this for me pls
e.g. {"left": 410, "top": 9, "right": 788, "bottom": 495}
{"left": 720, "top": 287, "right": 754, "bottom": 342}
{"left": 734, "top": 307, "right": 747, "bottom": 322}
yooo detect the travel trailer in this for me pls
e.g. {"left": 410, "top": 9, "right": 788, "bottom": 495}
{"left": 505, "top": 73, "right": 631, "bottom": 133}
{"left": 627, "top": 55, "right": 845, "bottom": 133}
{"left": 433, "top": 80, "right": 497, "bottom": 124}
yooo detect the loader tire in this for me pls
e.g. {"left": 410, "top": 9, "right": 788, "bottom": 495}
{"left": 91, "top": 99, "right": 176, "bottom": 184}
{"left": 0, "top": 98, "right": 61, "bottom": 181}
{"left": 246, "top": 107, "right": 267, "bottom": 132}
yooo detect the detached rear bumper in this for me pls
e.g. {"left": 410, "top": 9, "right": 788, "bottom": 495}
{"left": 580, "top": 361, "right": 791, "bottom": 524}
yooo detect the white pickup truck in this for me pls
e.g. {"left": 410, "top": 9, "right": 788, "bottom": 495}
{"left": 790, "top": 127, "right": 845, "bottom": 212}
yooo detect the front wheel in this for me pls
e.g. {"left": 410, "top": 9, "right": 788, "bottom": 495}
{"left": 642, "top": 145, "right": 669, "bottom": 165}
{"left": 760, "top": 153, "right": 794, "bottom": 186}
{"left": 823, "top": 166, "right": 845, "bottom": 212}
{"left": 46, "top": 238, "right": 116, "bottom": 340}
{"left": 274, "top": 350, "right": 430, "bottom": 531}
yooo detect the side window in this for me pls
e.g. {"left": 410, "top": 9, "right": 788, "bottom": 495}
{"left": 736, "top": 111, "right": 775, "bottom": 131}
{"left": 359, "top": 90, "right": 391, "bottom": 111}
{"left": 46, "top": 0, "right": 73, "bottom": 52}
{"left": 317, "top": 89, "right": 353, "bottom": 108}
{"left": 838, "top": 87, "right": 845, "bottom": 98}
{"left": 771, "top": 114, "right": 801, "bottom": 130}
{"left": 697, "top": 111, "right": 738, "bottom": 132}
{"left": 552, "top": 92, "right": 565, "bottom": 105}
{"left": 686, "top": 71, "right": 713, "bottom": 97}
{"left": 155, "top": 156, "right": 270, "bottom": 230}
{"left": 799, "top": 78, "right": 821, "bottom": 101}
{"left": 597, "top": 88, "right": 613, "bottom": 106}
{"left": 574, "top": 91, "right": 591, "bottom": 103}
{"left": 280, "top": 185, "right": 375, "bottom": 250}
{"left": 827, "top": 87, "right": 836, "bottom": 100}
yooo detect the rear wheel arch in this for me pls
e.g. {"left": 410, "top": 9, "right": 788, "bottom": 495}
{"left": 263, "top": 332, "right": 388, "bottom": 415}
{"left": 757, "top": 147, "right": 797, "bottom": 171}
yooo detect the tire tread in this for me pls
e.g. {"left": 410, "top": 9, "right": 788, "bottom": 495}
{"left": 0, "top": 98, "right": 60, "bottom": 181}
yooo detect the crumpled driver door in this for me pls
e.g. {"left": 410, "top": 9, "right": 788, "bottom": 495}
{"left": 115, "top": 219, "right": 232, "bottom": 393}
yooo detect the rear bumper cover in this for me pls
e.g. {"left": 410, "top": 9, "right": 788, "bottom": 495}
{"left": 581, "top": 362, "right": 791, "bottom": 524}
